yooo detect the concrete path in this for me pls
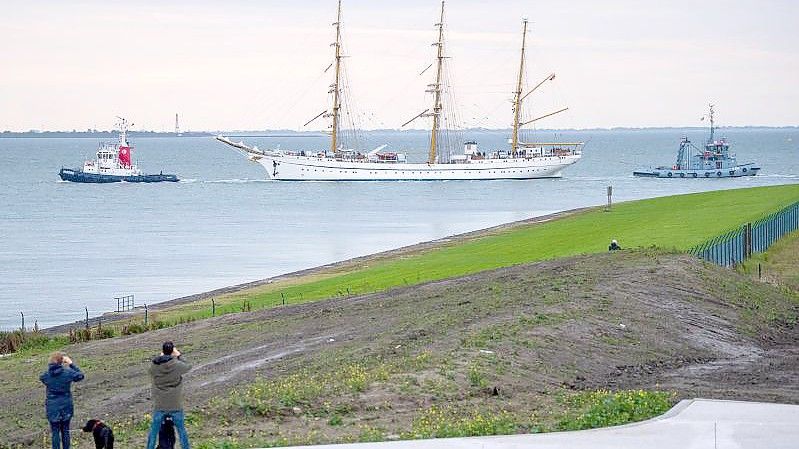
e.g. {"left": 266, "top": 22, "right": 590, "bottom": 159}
{"left": 284, "top": 399, "right": 799, "bottom": 449}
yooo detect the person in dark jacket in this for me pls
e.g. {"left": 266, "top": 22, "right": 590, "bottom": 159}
{"left": 146, "top": 341, "right": 192, "bottom": 449}
{"left": 608, "top": 239, "right": 622, "bottom": 251}
{"left": 40, "top": 352, "right": 84, "bottom": 449}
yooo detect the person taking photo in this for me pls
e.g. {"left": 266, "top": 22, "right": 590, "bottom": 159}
{"left": 146, "top": 341, "right": 192, "bottom": 449}
{"left": 40, "top": 352, "right": 84, "bottom": 449}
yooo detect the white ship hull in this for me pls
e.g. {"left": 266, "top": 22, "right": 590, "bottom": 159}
{"left": 254, "top": 153, "right": 581, "bottom": 181}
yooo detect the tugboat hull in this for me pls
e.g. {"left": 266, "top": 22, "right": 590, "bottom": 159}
{"left": 633, "top": 165, "right": 760, "bottom": 179}
{"left": 59, "top": 168, "right": 178, "bottom": 183}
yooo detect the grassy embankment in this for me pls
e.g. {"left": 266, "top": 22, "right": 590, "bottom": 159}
{"left": 4, "top": 184, "right": 799, "bottom": 341}
{"left": 158, "top": 184, "right": 799, "bottom": 322}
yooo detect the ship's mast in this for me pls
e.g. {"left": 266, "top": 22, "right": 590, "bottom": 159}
{"left": 428, "top": 0, "right": 446, "bottom": 164}
{"left": 330, "top": 0, "right": 343, "bottom": 154}
{"left": 117, "top": 117, "right": 130, "bottom": 146}
{"left": 511, "top": 19, "right": 528, "bottom": 154}
{"left": 707, "top": 104, "right": 715, "bottom": 144}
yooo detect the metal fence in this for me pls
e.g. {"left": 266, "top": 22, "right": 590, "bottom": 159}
{"left": 690, "top": 200, "right": 799, "bottom": 266}
{"left": 116, "top": 294, "right": 135, "bottom": 312}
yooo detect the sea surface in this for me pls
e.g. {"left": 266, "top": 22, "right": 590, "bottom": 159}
{"left": 1, "top": 128, "right": 797, "bottom": 329}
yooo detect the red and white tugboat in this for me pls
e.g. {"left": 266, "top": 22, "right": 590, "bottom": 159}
{"left": 59, "top": 117, "right": 178, "bottom": 183}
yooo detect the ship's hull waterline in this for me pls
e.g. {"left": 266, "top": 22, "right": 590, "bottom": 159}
{"left": 632, "top": 165, "right": 760, "bottom": 179}
{"left": 253, "top": 153, "right": 581, "bottom": 181}
{"left": 59, "top": 168, "right": 179, "bottom": 183}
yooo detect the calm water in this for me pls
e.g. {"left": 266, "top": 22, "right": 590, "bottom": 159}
{"left": 1, "top": 128, "right": 797, "bottom": 329}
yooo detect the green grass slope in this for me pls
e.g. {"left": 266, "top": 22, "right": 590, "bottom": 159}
{"left": 165, "top": 184, "right": 799, "bottom": 321}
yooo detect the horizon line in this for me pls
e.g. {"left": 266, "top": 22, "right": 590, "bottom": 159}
{"left": 2, "top": 124, "right": 798, "bottom": 135}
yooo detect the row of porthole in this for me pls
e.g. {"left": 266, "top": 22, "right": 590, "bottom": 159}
{"left": 298, "top": 168, "right": 543, "bottom": 175}
{"left": 292, "top": 156, "right": 563, "bottom": 165}
{"left": 665, "top": 168, "right": 746, "bottom": 178}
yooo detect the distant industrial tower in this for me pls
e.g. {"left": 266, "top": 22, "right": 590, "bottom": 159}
{"left": 175, "top": 113, "right": 182, "bottom": 136}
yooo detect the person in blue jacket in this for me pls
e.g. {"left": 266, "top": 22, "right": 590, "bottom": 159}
{"left": 40, "top": 352, "right": 84, "bottom": 449}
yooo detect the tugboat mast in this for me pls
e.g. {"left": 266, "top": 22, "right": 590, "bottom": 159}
{"left": 329, "top": 0, "right": 343, "bottom": 154}
{"left": 707, "top": 104, "right": 715, "bottom": 144}
{"left": 428, "top": 0, "right": 446, "bottom": 164}
{"left": 116, "top": 116, "right": 131, "bottom": 146}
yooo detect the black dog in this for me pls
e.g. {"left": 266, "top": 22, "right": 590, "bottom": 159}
{"left": 82, "top": 419, "right": 114, "bottom": 449}
{"left": 156, "top": 414, "right": 176, "bottom": 449}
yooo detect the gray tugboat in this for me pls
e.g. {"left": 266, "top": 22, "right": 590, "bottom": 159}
{"left": 634, "top": 105, "right": 760, "bottom": 179}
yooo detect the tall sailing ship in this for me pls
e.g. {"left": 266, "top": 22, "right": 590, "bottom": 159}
{"left": 217, "top": 1, "right": 583, "bottom": 181}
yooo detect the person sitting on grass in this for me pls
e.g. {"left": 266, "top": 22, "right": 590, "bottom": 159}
{"left": 146, "top": 341, "right": 192, "bottom": 449}
{"left": 608, "top": 239, "right": 622, "bottom": 251}
{"left": 40, "top": 352, "right": 84, "bottom": 449}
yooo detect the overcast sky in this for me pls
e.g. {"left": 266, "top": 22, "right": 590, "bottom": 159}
{"left": 1, "top": 0, "right": 797, "bottom": 131}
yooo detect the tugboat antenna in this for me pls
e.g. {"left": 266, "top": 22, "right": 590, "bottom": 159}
{"left": 708, "top": 103, "right": 715, "bottom": 143}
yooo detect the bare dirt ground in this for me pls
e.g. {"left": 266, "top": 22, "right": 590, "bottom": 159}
{"left": 2, "top": 250, "right": 798, "bottom": 447}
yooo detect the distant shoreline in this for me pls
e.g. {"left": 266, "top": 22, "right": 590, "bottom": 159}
{"left": 1, "top": 126, "right": 797, "bottom": 138}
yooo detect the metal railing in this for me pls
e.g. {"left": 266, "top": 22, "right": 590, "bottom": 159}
{"left": 690, "top": 200, "right": 799, "bottom": 266}
{"left": 116, "top": 294, "right": 135, "bottom": 312}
